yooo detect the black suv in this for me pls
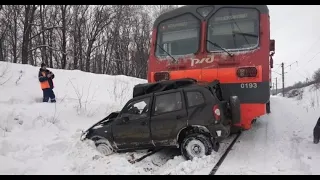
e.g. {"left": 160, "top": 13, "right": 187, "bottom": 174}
{"left": 81, "top": 78, "right": 240, "bottom": 160}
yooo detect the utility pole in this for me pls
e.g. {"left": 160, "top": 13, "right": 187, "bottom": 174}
{"left": 281, "top": 62, "right": 285, "bottom": 97}
{"left": 273, "top": 82, "right": 274, "bottom": 90}
{"left": 275, "top": 77, "right": 278, "bottom": 95}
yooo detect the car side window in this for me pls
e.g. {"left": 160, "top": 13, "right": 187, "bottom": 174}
{"left": 186, "top": 91, "right": 205, "bottom": 107}
{"left": 154, "top": 92, "right": 182, "bottom": 115}
{"left": 121, "top": 97, "right": 150, "bottom": 120}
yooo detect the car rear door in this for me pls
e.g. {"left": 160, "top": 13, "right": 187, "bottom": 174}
{"left": 150, "top": 89, "right": 188, "bottom": 146}
{"left": 184, "top": 89, "right": 211, "bottom": 125}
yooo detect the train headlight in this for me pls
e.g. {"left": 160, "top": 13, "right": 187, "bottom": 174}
{"left": 236, "top": 67, "right": 258, "bottom": 78}
{"left": 154, "top": 72, "right": 170, "bottom": 82}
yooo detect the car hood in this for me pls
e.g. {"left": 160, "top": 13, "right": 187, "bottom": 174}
{"left": 80, "top": 111, "right": 119, "bottom": 141}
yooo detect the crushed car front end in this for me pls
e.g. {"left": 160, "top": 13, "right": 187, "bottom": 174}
{"left": 80, "top": 111, "right": 120, "bottom": 142}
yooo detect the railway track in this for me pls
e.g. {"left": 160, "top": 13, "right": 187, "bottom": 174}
{"left": 127, "top": 132, "right": 242, "bottom": 174}
{"left": 209, "top": 132, "right": 242, "bottom": 175}
{"left": 129, "top": 148, "right": 164, "bottom": 164}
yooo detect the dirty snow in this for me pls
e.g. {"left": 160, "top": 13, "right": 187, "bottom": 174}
{"left": 1, "top": 61, "right": 320, "bottom": 175}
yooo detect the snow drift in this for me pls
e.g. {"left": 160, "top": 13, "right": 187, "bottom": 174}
{"left": 0, "top": 61, "right": 149, "bottom": 175}
{"left": 1, "top": 61, "right": 320, "bottom": 175}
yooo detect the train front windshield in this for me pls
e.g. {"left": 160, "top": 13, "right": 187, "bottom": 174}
{"left": 207, "top": 8, "right": 260, "bottom": 52}
{"left": 155, "top": 14, "right": 201, "bottom": 57}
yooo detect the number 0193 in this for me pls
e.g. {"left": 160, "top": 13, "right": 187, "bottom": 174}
{"left": 240, "top": 83, "right": 258, "bottom": 88}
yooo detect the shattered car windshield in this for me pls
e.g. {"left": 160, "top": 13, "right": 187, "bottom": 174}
{"left": 123, "top": 97, "right": 150, "bottom": 120}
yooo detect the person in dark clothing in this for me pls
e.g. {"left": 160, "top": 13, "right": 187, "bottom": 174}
{"left": 313, "top": 117, "right": 320, "bottom": 144}
{"left": 38, "top": 63, "right": 56, "bottom": 103}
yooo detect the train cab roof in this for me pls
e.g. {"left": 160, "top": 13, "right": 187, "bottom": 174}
{"left": 153, "top": 5, "right": 269, "bottom": 28}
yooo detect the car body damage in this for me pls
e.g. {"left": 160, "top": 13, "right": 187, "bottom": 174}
{"left": 81, "top": 78, "right": 241, "bottom": 160}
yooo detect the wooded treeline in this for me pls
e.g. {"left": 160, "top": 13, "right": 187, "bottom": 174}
{"left": 0, "top": 5, "right": 178, "bottom": 79}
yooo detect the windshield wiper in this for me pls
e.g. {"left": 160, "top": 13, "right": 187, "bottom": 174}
{"left": 206, "top": 39, "right": 233, "bottom": 57}
{"left": 232, "top": 31, "right": 258, "bottom": 38}
{"left": 156, "top": 43, "right": 177, "bottom": 62}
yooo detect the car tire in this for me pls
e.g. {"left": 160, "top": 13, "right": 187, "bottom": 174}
{"left": 180, "top": 134, "right": 213, "bottom": 160}
{"left": 95, "top": 139, "right": 114, "bottom": 156}
{"left": 229, "top": 96, "right": 241, "bottom": 124}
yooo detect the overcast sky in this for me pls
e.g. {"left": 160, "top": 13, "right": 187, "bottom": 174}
{"left": 269, "top": 5, "right": 320, "bottom": 86}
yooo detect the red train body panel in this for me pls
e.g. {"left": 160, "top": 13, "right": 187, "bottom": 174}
{"left": 147, "top": 5, "right": 275, "bottom": 130}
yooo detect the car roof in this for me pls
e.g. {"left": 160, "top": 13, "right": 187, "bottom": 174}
{"left": 133, "top": 78, "right": 209, "bottom": 98}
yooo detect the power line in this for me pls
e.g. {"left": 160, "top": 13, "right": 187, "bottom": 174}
{"left": 285, "top": 61, "right": 298, "bottom": 69}
{"left": 295, "top": 70, "right": 308, "bottom": 79}
{"left": 276, "top": 47, "right": 320, "bottom": 86}
{"left": 284, "top": 49, "right": 320, "bottom": 81}
{"left": 273, "top": 35, "right": 320, "bottom": 84}
{"left": 273, "top": 63, "right": 283, "bottom": 72}
{"left": 271, "top": 65, "right": 286, "bottom": 97}
{"left": 272, "top": 22, "right": 320, "bottom": 84}
{"left": 284, "top": 35, "right": 320, "bottom": 68}
{"left": 272, "top": 24, "right": 320, "bottom": 75}
{"left": 272, "top": 62, "right": 308, "bottom": 96}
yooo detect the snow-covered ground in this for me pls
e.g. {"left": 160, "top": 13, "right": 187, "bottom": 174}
{"left": 1, "top": 61, "right": 320, "bottom": 175}
{"left": 216, "top": 96, "right": 320, "bottom": 175}
{"left": 0, "top": 61, "right": 148, "bottom": 175}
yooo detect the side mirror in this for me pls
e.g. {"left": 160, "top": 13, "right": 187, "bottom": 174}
{"left": 270, "top": 55, "right": 274, "bottom": 68}
{"left": 270, "top": 39, "right": 275, "bottom": 52}
{"left": 270, "top": 51, "right": 275, "bottom": 69}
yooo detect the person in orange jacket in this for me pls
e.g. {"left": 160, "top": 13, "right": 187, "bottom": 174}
{"left": 38, "top": 63, "right": 56, "bottom": 103}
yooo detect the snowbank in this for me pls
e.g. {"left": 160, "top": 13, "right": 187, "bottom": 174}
{"left": 2, "top": 61, "right": 320, "bottom": 175}
{"left": 286, "top": 85, "right": 320, "bottom": 112}
{"left": 0, "top": 62, "right": 149, "bottom": 175}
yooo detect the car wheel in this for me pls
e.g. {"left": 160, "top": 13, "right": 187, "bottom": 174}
{"left": 181, "top": 134, "right": 213, "bottom": 160}
{"left": 95, "top": 139, "right": 114, "bottom": 156}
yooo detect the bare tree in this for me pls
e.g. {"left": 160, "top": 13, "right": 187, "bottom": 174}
{"left": 0, "top": 6, "right": 9, "bottom": 62}
{"left": 0, "top": 5, "right": 180, "bottom": 79}
{"left": 313, "top": 68, "right": 320, "bottom": 88}
{"left": 149, "top": 5, "right": 178, "bottom": 20}
{"left": 21, "top": 5, "right": 37, "bottom": 64}
{"left": 59, "top": 5, "right": 70, "bottom": 69}
{"left": 84, "top": 6, "right": 114, "bottom": 72}
{"left": 39, "top": 5, "right": 48, "bottom": 65}
{"left": 2, "top": 6, "right": 22, "bottom": 63}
